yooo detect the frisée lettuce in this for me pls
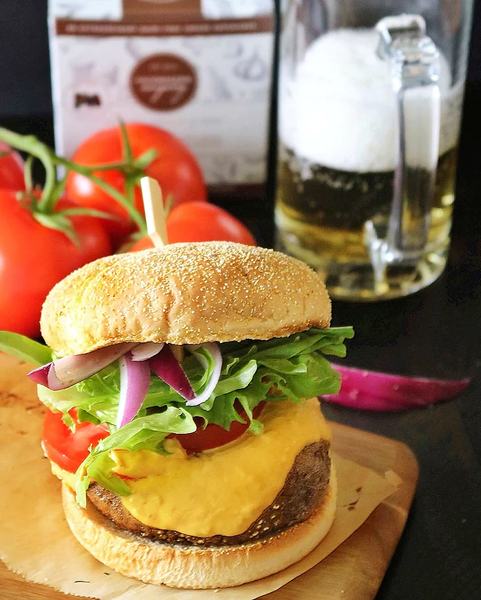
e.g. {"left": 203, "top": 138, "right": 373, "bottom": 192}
{"left": 0, "top": 326, "right": 354, "bottom": 505}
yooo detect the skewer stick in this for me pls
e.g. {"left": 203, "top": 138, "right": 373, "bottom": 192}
{"left": 140, "top": 176, "right": 168, "bottom": 248}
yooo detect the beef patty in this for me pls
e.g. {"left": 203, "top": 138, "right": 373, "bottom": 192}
{"left": 86, "top": 440, "right": 331, "bottom": 547}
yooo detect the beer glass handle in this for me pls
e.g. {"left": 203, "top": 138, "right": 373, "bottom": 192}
{"left": 366, "top": 15, "right": 441, "bottom": 275}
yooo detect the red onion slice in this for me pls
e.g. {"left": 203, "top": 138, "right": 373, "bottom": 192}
{"left": 116, "top": 352, "right": 151, "bottom": 428}
{"left": 28, "top": 363, "right": 60, "bottom": 389}
{"left": 150, "top": 345, "right": 195, "bottom": 401}
{"left": 131, "top": 342, "right": 164, "bottom": 362}
{"left": 186, "top": 343, "right": 222, "bottom": 407}
{"left": 28, "top": 342, "right": 138, "bottom": 390}
{"left": 322, "top": 364, "right": 470, "bottom": 411}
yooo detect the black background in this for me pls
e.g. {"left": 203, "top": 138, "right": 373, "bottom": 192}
{"left": 0, "top": 0, "right": 52, "bottom": 118}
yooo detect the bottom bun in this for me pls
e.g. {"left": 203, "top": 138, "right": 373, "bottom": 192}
{"left": 62, "top": 469, "right": 337, "bottom": 589}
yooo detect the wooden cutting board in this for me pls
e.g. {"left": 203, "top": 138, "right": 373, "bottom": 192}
{"left": 0, "top": 359, "right": 418, "bottom": 600}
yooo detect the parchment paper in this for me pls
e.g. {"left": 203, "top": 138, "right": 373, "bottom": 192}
{"left": 0, "top": 356, "right": 399, "bottom": 599}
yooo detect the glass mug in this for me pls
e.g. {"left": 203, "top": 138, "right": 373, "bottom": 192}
{"left": 275, "top": 0, "right": 474, "bottom": 300}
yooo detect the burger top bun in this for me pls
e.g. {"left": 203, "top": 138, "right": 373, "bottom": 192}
{"left": 41, "top": 242, "right": 331, "bottom": 357}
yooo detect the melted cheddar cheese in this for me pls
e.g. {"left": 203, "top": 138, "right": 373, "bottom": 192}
{"left": 110, "top": 398, "right": 331, "bottom": 537}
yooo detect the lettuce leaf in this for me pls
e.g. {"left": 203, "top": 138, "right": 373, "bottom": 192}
{"left": 76, "top": 407, "right": 196, "bottom": 506}
{"left": 41, "top": 327, "right": 352, "bottom": 428}
{"left": 32, "top": 326, "right": 353, "bottom": 499}
{"left": 0, "top": 331, "right": 52, "bottom": 366}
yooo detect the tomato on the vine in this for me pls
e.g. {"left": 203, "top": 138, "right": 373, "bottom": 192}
{"left": 129, "top": 201, "right": 256, "bottom": 251}
{"left": 66, "top": 124, "right": 207, "bottom": 247}
{"left": 0, "top": 192, "right": 111, "bottom": 338}
{"left": 42, "top": 409, "right": 109, "bottom": 473}
{"left": 0, "top": 142, "right": 25, "bottom": 191}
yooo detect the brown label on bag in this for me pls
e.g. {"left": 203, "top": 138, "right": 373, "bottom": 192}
{"left": 123, "top": 0, "right": 201, "bottom": 19}
{"left": 55, "top": 17, "right": 273, "bottom": 36}
{"left": 130, "top": 53, "right": 197, "bottom": 111}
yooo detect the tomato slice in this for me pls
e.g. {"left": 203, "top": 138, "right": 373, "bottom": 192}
{"left": 42, "top": 409, "right": 109, "bottom": 474}
{"left": 171, "top": 402, "right": 264, "bottom": 454}
{"left": 42, "top": 402, "right": 264, "bottom": 472}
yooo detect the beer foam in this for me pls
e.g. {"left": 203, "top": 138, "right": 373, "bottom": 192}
{"left": 280, "top": 28, "right": 462, "bottom": 172}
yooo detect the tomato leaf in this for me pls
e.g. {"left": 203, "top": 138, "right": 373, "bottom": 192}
{"left": 135, "top": 148, "right": 158, "bottom": 171}
{"left": 0, "top": 331, "right": 53, "bottom": 366}
{"left": 34, "top": 213, "right": 80, "bottom": 247}
{"left": 0, "top": 128, "right": 57, "bottom": 212}
{"left": 59, "top": 207, "right": 121, "bottom": 221}
{"left": 164, "top": 193, "right": 174, "bottom": 215}
{"left": 50, "top": 176, "right": 67, "bottom": 207}
{"left": 118, "top": 119, "right": 134, "bottom": 165}
{"left": 55, "top": 154, "right": 147, "bottom": 234}
{"left": 124, "top": 176, "right": 135, "bottom": 211}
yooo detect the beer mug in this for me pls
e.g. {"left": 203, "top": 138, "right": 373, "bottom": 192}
{"left": 275, "top": 0, "right": 474, "bottom": 300}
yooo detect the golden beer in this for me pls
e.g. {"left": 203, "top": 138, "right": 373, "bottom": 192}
{"left": 275, "top": 144, "right": 457, "bottom": 298}
{"left": 275, "top": 20, "right": 466, "bottom": 299}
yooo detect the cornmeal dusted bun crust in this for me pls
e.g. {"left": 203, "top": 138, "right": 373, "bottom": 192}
{"left": 62, "top": 470, "right": 337, "bottom": 590}
{"left": 41, "top": 242, "right": 331, "bottom": 357}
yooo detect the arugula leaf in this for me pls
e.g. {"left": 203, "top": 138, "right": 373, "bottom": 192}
{"left": 189, "top": 345, "right": 217, "bottom": 393}
{"left": 213, "top": 359, "right": 258, "bottom": 397}
{"left": 0, "top": 331, "right": 52, "bottom": 366}
{"left": 40, "top": 327, "right": 354, "bottom": 431}
{"left": 76, "top": 407, "right": 196, "bottom": 506}
{"left": 36, "top": 326, "right": 353, "bottom": 498}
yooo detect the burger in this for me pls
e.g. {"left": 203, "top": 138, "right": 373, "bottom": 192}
{"left": 20, "top": 242, "right": 353, "bottom": 589}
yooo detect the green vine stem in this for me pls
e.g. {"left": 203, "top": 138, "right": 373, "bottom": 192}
{"left": 53, "top": 155, "right": 147, "bottom": 235}
{"left": 0, "top": 125, "right": 159, "bottom": 240}
{"left": 0, "top": 127, "right": 56, "bottom": 212}
{"left": 24, "top": 155, "right": 34, "bottom": 193}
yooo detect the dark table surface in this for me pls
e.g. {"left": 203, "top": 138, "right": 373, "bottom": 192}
{"left": 2, "top": 83, "right": 481, "bottom": 600}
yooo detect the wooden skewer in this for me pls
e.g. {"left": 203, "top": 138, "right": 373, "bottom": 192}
{"left": 140, "top": 176, "right": 168, "bottom": 248}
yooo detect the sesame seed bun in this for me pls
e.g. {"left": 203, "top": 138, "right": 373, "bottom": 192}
{"left": 41, "top": 242, "right": 331, "bottom": 357}
{"left": 61, "top": 469, "right": 337, "bottom": 589}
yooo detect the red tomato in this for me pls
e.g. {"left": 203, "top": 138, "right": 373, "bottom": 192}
{"left": 42, "top": 403, "right": 264, "bottom": 472}
{"left": 171, "top": 402, "right": 264, "bottom": 454}
{"left": 42, "top": 409, "right": 109, "bottom": 473}
{"left": 129, "top": 202, "right": 256, "bottom": 251}
{"left": 66, "top": 124, "right": 207, "bottom": 247}
{"left": 0, "top": 192, "right": 111, "bottom": 338}
{"left": 0, "top": 142, "right": 25, "bottom": 191}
